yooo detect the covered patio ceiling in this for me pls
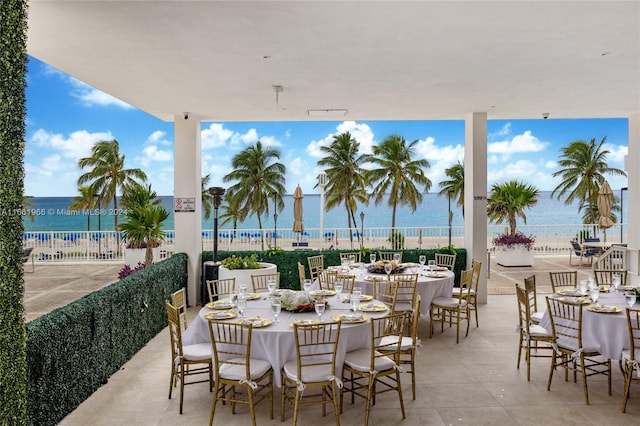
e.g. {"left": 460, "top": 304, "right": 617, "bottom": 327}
{"left": 27, "top": 1, "right": 639, "bottom": 123}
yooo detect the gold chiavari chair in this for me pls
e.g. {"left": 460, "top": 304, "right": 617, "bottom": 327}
{"left": 523, "top": 275, "right": 543, "bottom": 324}
{"left": 434, "top": 253, "right": 456, "bottom": 270}
{"left": 546, "top": 296, "right": 611, "bottom": 405}
{"left": 341, "top": 312, "right": 408, "bottom": 426}
{"left": 429, "top": 268, "right": 473, "bottom": 343}
{"left": 307, "top": 255, "right": 325, "bottom": 282}
{"left": 205, "top": 278, "right": 236, "bottom": 303}
{"left": 166, "top": 302, "right": 213, "bottom": 414}
{"left": 549, "top": 270, "right": 578, "bottom": 293}
{"left": 340, "top": 251, "right": 362, "bottom": 263}
{"left": 378, "top": 251, "right": 402, "bottom": 262}
{"left": 593, "top": 269, "right": 628, "bottom": 289}
{"left": 390, "top": 273, "right": 418, "bottom": 315}
{"left": 297, "top": 262, "right": 307, "bottom": 287}
{"left": 515, "top": 284, "right": 554, "bottom": 381}
{"left": 623, "top": 307, "right": 640, "bottom": 412}
{"left": 171, "top": 287, "right": 188, "bottom": 331}
{"left": 251, "top": 272, "right": 280, "bottom": 293}
{"left": 281, "top": 321, "right": 342, "bottom": 425}
{"left": 452, "top": 259, "right": 481, "bottom": 327}
{"left": 207, "top": 320, "right": 273, "bottom": 426}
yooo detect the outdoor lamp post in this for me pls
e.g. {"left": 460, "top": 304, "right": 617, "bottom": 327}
{"left": 93, "top": 194, "right": 102, "bottom": 258}
{"left": 273, "top": 192, "right": 278, "bottom": 248}
{"left": 448, "top": 189, "right": 454, "bottom": 247}
{"left": 621, "top": 187, "right": 628, "bottom": 243}
{"left": 208, "top": 187, "right": 226, "bottom": 263}
{"left": 317, "top": 171, "right": 327, "bottom": 245}
{"left": 360, "top": 211, "right": 365, "bottom": 249}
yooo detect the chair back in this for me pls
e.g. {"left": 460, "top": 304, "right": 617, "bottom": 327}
{"left": 207, "top": 320, "right": 253, "bottom": 381}
{"left": 307, "top": 255, "right": 325, "bottom": 281}
{"left": 453, "top": 269, "right": 474, "bottom": 305}
{"left": 206, "top": 278, "right": 236, "bottom": 303}
{"left": 318, "top": 269, "right": 338, "bottom": 290}
{"left": 549, "top": 271, "right": 578, "bottom": 293}
{"left": 392, "top": 274, "right": 418, "bottom": 312}
{"left": 626, "top": 308, "right": 640, "bottom": 362}
{"left": 410, "top": 295, "right": 422, "bottom": 343}
{"left": 471, "top": 259, "right": 482, "bottom": 292}
{"left": 292, "top": 321, "right": 342, "bottom": 383}
{"left": 297, "top": 262, "right": 306, "bottom": 287}
{"left": 166, "top": 301, "right": 185, "bottom": 362}
{"left": 171, "top": 288, "right": 188, "bottom": 330}
{"left": 435, "top": 253, "right": 456, "bottom": 270}
{"left": 374, "top": 278, "right": 396, "bottom": 309}
{"left": 523, "top": 275, "right": 537, "bottom": 314}
{"left": 545, "top": 296, "right": 584, "bottom": 350}
{"left": 340, "top": 252, "right": 362, "bottom": 263}
{"left": 570, "top": 240, "right": 583, "bottom": 255}
{"left": 378, "top": 251, "right": 402, "bottom": 262}
{"left": 370, "top": 312, "right": 408, "bottom": 367}
{"left": 251, "top": 272, "right": 280, "bottom": 293}
{"left": 515, "top": 284, "right": 533, "bottom": 335}
{"left": 593, "top": 269, "right": 628, "bottom": 288}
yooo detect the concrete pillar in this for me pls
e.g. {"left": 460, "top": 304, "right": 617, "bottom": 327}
{"left": 173, "top": 115, "right": 202, "bottom": 306}
{"left": 464, "top": 113, "right": 488, "bottom": 304}
{"left": 627, "top": 113, "right": 640, "bottom": 285}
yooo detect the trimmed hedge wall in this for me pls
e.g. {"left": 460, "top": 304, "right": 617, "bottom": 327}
{"left": 25, "top": 253, "right": 188, "bottom": 426}
{"left": 203, "top": 248, "right": 467, "bottom": 289}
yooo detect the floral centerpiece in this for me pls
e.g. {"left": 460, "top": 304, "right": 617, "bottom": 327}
{"left": 367, "top": 260, "right": 405, "bottom": 274}
{"left": 279, "top": 291, "right": 327, "bottom": 313}
{"left": 492, "top": 232, "right": 535, "bottom": 250}
{"left": 220, "top": 253, "right": 262, "bottom": 270}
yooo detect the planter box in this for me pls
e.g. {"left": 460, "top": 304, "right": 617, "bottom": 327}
{"left": 218, "top": 262, "right": 277, "bottom": 288}
{"left": 124, "top": 246, "right": 162, "bottom": 266}
{"left": 495, "top": 245, "right": 535, "bottom": 267}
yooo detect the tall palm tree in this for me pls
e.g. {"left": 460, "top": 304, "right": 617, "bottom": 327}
{"left": 317, "top": 132, "right": 368, "bottom": 248}
{"left": 551, "top": 137, "right": 626, "bottom": 225}
{"left": 77, "top": 139, "right": 147, "bottom": 240}
{"left": 201, "top": 174, "right": 215, "bottom": 222}
{"left": 438, "top": 161, "right": 465, "bottom": 218}
{"left": 68, "top": 186, "right": 98, "bottom": 231}
{"left": 365, "top": 134, "right": 431, "bottom": 231}
{"left": 219, "top": 191, "right": 246, "bottom": 243}
{"left": 222, "top": 141, "right": 286, "bottom": 250}
{"left": 487, "top": 180, "right": 539, "bottom": 237}
{"left": 22, "top": 195, "right": 36, "bottom": 223}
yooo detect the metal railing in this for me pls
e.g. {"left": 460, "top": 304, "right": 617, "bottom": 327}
{"left": 23, "top": 223, "right": 626, "bottom": 263}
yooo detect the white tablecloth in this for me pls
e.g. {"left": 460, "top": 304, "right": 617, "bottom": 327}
{"left": 183, "top": 294, "right": 388, "bottom": 387}
{"left": 539, "top": 292, "right": 630, "bottom": 360}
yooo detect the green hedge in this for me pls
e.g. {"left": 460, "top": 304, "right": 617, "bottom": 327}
{"left": 25, "top": 253, "right": 188, "bottom": 426}
{"left": 203, "top": 248, "right": 467, "bottom": 289}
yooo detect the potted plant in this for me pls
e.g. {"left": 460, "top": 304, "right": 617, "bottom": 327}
{"left": 218, "top": 253, "right": 277, "bottom": 286}
{"left": 118, "top": 182, "right": 169, "bottom": 267}
{"left": 487, "top": 180, "right": 539, "bottom": 267}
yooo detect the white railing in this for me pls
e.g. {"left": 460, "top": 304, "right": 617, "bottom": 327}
{"left": 23, "top": 223, "right": 626, "bottom": 263}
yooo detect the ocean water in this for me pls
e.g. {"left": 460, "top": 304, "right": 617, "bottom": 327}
{"left": 22, "top": 191, "right": 605, "bottom": 234}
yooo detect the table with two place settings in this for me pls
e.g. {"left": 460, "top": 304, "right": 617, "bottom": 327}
{"left": 182, "top": 291, "right": 389, "bottom": 387}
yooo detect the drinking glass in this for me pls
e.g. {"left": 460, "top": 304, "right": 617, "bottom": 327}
{"left": 271, "top": 299, "right": 282, "bottom": 322}
{"left": 578, "top": 280, "right": 588, "bottom": 295}
{"left": 334, "top": 282, "right": 343, "bottom": 296}
{"left": 238, "top": 284, "right": 248, "bottom": 297}
{"left": 315, "top": 300, "right": 326, "bottom": 320}
{"left": 589, "top": 287, "right": 600, "bottom": 304}
{"left": 370, "top": 253, "right": 376, "bottom": 264}
{"left": 427, "top": 260, "right": 436, "bottom": 275}
{"left": 348, "top": 254, "right": 356, "bottom": 266}
{"left": 419, "top": 255, "right": 426, "bottom": 271}
{"left": 350, "top": 292, "right": 361, "bottom": 312}
{"left": 303, "top": 279, "right": 312, "bottom": 293}
{"left": 625, "top": 292, "right": 637, "bottom": 308}
{"left": 237, "top": 295, "right": 247, "bottom": 317}
{"left": 612, "top": 273, "right": 622, "bottom": 292}
{"left": 393, "top": 253, "right": 401, "bottom": 263}
{"left": 267, "top": 280, "right": 276, "bottom": 297}
{"left": 384, "top": 262, "right": 392, "bottom": 278}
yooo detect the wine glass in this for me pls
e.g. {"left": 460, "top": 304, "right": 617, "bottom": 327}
{"left": 578, "top": 279, "right": 588, "bottom": 295}
{"left": 625, "top": 291, "right": 637, "bottom": 308}
{"left": 589, "top": 287, "right": 600, "bottom": 304}
{"left": 303, "top": 279, "right": 312, "bottom": 294}
{"left": 271, "top": 299, "right": 282, "bottom": 322}
{"left": 351, "top": 289, "right": 361, "bottom": 312}
{"left": 334, "top": 282, "right": 343, "bottom": 297}
{"left": 238, "top": 284, "right": 248, "bottom": 297}
{"left": 237, "top": 294, "right": 247, "bottom": 318}
{"left": 348, "top": 254, "right": 356, "bottom": 266}
{"left": 419, "top": 255, "right": 426, "bottom": 271}
{"left": 370, "top": 253, "right": 376, "bottom": 264}
{"left": 384, "top": 262, "right": 392, "bottom": 279}
{"left": 267, "top": 279, "right": 276, "bottom": 297}
{"left": 315, "top": 299, "right": 326, "bottom": 320}
{"left": 427, "top": 260, "right": 436, "bottom": 275}
{"left": 393, "top": 253, "right": 401, "bottom": 263}
{"left": 612, "top": 273, "right": 622, "bottom": 293}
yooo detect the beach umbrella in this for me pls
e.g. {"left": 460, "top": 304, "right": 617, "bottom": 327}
{"left": 292, "top": 185, "right": 304, "bottom": 236}
{"left": 597, "top": 180, "right": 614, "bottom": 242}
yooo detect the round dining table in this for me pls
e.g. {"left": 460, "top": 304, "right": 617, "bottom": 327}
{"left": 539, "top": 290, "right": 631, "bottom": 360}
{"left": 182, "top": 292, "right": 389, "bottom": 387}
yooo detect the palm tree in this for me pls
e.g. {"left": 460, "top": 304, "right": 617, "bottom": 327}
{"left": 551, "top": 137, "right": 626, "bottom": 225}
{"left": 438, "top": 161, "right": 465, "bottom": 218}
{"left": 77, "top": 139, "right": 147, "bottom": 240}
{"left": 317, "top": 131, "right": 368, "bottom": 248}
{"left": 201, "top": 174, "right": 215, "bottom": 222}
{"left": 22, "top": 195, "right": 36, "bottom": 223}
{"left": 365, "top": 134, "right": 431, "bottom": 231}
{"left": 68, "top": 186, "right": 98, "bottom": 231}
{"left": 222, "top": 141, "right": 286, "bottom": 250}
{"left": 219, "top": 191, "right": 246, "bottom": 243}
{"left": 487, "top": 180, "right": 539, "bottom": 237}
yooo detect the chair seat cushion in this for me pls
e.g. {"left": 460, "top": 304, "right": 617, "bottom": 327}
{"left": 452, "top": 288, "right": 476, "bottom": 296}
{"left": 556, "top": 338, "right": 599, "bottom": 355}
{"left": 219, "top": 357, "right": 271, "bottom": 381}
{"left": 530, "top": 311, "right": 544, "bottom": 323}
{"left": 529, "top": 324, "right": 552, "bottom": 338}
{"left": 283, "top": 360, "right": 334, "bottom": 384}
{"left": 431, "top": 296, "right": 467, "bottom": 308}
{"left": 344, "top": 348, "right": 395, "bottom": 372}
{"left": 183, "top": 343, "right": 212, "bottom": 361}
{"left": 380, "top": 335, "right": 413, "bottom": 351}
{"left": 393, "top": 301, "right": 413, "bottom": 312}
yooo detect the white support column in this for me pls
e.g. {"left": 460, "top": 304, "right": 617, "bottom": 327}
{"left": 464, "top": 113, "right": 488, "bottom": 304}
{"left": 173, "top": 115, "right": 202, "bottom": 306}
{"left": 627, "top": 113, "right": 640, "bottom": 285}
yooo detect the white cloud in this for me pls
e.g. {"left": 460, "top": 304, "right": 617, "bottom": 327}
{"left": 488, "top": 123, "right": 512, "bottom": 139}
{"left": 488, "top": 130, "right": 547, "bottom": 156}
{"left": 201, "top": 123, "right": 234, "bottom": 149}
{"left": 29, "top": 129, "right": 114, "bottom": 160}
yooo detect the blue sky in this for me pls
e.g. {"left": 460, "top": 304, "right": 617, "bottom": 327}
{"left": 25, "top": 56, "right": 630, "bottom": 197}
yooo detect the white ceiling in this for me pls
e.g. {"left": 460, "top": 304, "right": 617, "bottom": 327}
{"left": 27, "top": 1, "right": 640, "bottom": 123}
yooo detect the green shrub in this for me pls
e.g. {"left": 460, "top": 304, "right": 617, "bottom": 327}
{"left": 26, "top": 253, "right": 188, "bottom": 426}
